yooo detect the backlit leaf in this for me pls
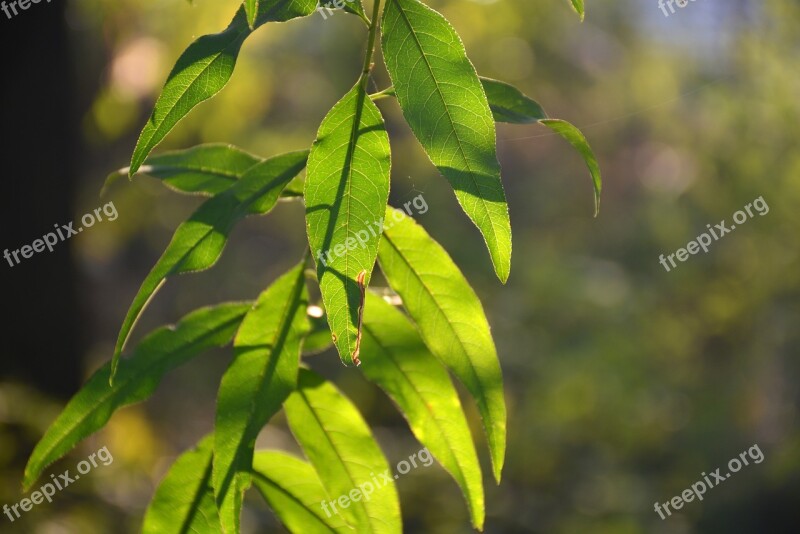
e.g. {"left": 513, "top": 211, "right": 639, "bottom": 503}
{"left": 143, "top": 435, "right": 222, "bottom": 534}
{"left": 129, "top": 2, "right": 317, "bottom": 175}
{"left": 378, "top": 207, "right": 506, "bottom": 483}
{"left": 129, "top": 8, "right": 252, "bottom": 175}
{"left": 381, "top": 0, "right": 511, "bottom": 282}
{"left": 305, "top": 83, "right": 391, "bottom": 366}
{"left": 360, "top": 293, "right": 485, "bottom": 529}
{"left": 539, "top": 118, "right": 602, "bottom": 216}
{"left": 284, "top": 369, "right": 401, "bottom": 532}
{"left": 107, "top": 144, "right": 262, "bottom": 197}
{"left": 213, "top": 263, "right": 310, "bottom": 534}
{"left": 480, "top": 77, "right": 547, "bottom": 124}
{"left": 23, "top": 303, "right": 250, "bottom": 491}
{"left": 112, "top": 150, "right": 308, "bottom": 382}
{"left": 252, "top": 451, "right": 348, "bottom": 532}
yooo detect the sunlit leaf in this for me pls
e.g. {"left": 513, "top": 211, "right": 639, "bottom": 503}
{"left": 252, "top": 451, "right": 348, "bottom": 532}
{"left": 319, "top": 0, "right": 366, "bottom": 19}
{"left": 480, "top": 77, "right": 547, "bottom": 124}
{"left": 381, "top": 0, "right": 511, "bottom": 282}
{"left": 213, "top": 263, "right": 310, "bottom": 534}
{"left": 244, "top": 0, "right": 259, "bottom": 28}
{"left": 378, "top": 207, "right": 506, "bottom": 483}
{"left": 143, "top": 436, "right": 222, "bottom": 534}
{"left": 305, "top": 83, "right": 391, "bottom": 366}
{"left": 129, "top": 2, "right": 317, "bottom": 175}
{"left": 284, "top": 369, "right": 401, "bottom": 532}
{"left": 129, "top": 8, "right": 252, "bottom": 175}
{"left": 107, "top": 144, "right": 262, "bottom": 197}
{"left": 360, "top": 293, "right": 485, "bottom": 529}
{"left": 112, "top": 151, "right": 308, "bottom": 382}
{"left": 24, "top": 303, "right": 250, "bottom": 491}
{"left": 568, "top": 0, "right": 585, "bottom": 21}
{"left": 539, "top": 118, "right": 602, "bottom": 216}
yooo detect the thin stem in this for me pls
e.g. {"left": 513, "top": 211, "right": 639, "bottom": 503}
{"left": 359, "top": 0, "right": 383, "bottom": 91}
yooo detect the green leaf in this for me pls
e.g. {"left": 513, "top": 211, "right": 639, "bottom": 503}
{"left": 112, "top": 150, "right": 308, "bottom": 383}
{"left": 283, "top": 174, "right": 306, "bottom": 198}
{"left": 480, "top": 77, "right": 547, "bottom": 124}
{"left": 377, "top": 207, "right": 506, "bottom": 483}
{"left": 252, "top": 451, "right": 348, "bottom": 533}
{"left": 23, "top": 303, "right": 250, "bottom": 491}
{"left": 244, "top": 0, "right": 259, "bottom": 28}
{"left": 143, "top": 435, "right": 222, "bottom": 534}
{"left": 381, "top": 0, "right": 511, "bottom": 283}
{"left": 129, "top": 8, "right": 252, "bottom": 175}
{"left": 568, "top": 0, "right": 585, "bottom": 21}
{"left": 107, "top": 144, "right": 263, "bottom": 197}
{"left": 129, "top": 2, "right": 317, "bottom": 175}
{"left": 253, "top": 0, "right": 317, "bottom": 27}
{"left": 360, "top": 293, "right": 485, "bottom": 529}
{"left": 304, "top": 82, "right": 391, "bottom": 367}
{"left": 284, "top": 368, "right": 401, "bottom": 533}
{"left": 213, "top": 263, "right": 310, "bottom": 534}
{"left": 319, "top": 0, "right": 366, "bottom": 20}
{"left": 539, "top": 118, "right": 602, "bottom": 216}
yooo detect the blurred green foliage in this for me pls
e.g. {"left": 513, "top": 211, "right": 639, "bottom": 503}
{"left": 2, "top": 0, "right": 799, "bottom": 532}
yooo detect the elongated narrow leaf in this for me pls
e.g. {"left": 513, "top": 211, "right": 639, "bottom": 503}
{"left": 244, "top": 0, "right": 259, "bottom": 29}
{"left": 252, "top": 451, "right": 348, "bottom": 533}
{"left": 129, "top": 1, "right": 317, "bottom": 175}
{"left": 381, "top": 0, "right": 511, "bottom": 283}
{"left": 112, "top": 151, "right": 308, "bottom": 381}
{"left": 360, "top": 293, "right": 484, "bottom": 529}
{"left": 378, "top": 207, "right": 506, "bottom": 483}
{"left": 107, "top": 144, "right": 263, "bottom": 197}
{"left": 319, "top": 0, "right": 366, "bottom": 19}
{"left": 284, "top": 369, "right": 401, "bottom": 532}
{"left": 143, "top": 436, "right": 222, "bottom": 534}
{"left": 23, "top": 303, "right": 250, "bottom": 491}
{"left": 480, "top": 77, "right": 547, "bottom": 124}
{"left": 129, "top": 8, "right": 252, "bottom": 175}
{"left": 539, "top": 118, "right": 602, "bottom": 216}
{"left": 253, "top": 0, "right": 317, "bottom": 27}
{"left": 305, "top": 83, "right": 391, "bottom": 366}
{"left": 214, "top": 264, "right": 310, "bottom": 534}
{"left": 569, "top": 0, "right": 585, "bottom": 21}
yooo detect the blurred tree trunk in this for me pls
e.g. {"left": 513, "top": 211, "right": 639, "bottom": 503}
{"left": 0, "top": 2, "right": 83, "bottom": 399}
